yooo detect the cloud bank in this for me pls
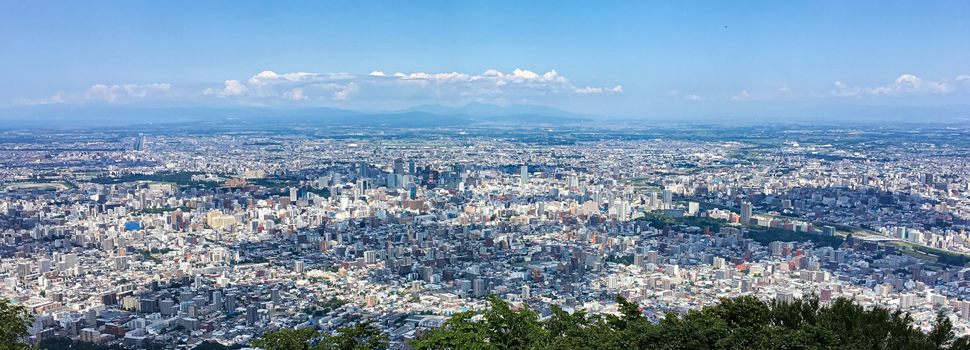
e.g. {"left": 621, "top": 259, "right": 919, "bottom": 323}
{"left": 12, "top": 70, "right": 969, "bottom": 111}
{"left": 15, "top": 68, "right": 622, "bottom": 108}
{"left": 198, "top": 68, "right": 620, "bottom": 105}
{"left": 829, "top": 74, "right": 970, "bottom": 98}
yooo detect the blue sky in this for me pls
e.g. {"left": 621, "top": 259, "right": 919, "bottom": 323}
{"left": 2, "top": 1, "right": 968, "bottom": 116}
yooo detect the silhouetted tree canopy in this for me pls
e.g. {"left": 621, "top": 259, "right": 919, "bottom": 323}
{"left": 407, "top": 294, "right": 970, "bottom": 350}
{"left": 0, "top": 299, "right": 33, "bottom": 350}
{"left": 251, "top": 320, "right": 388, "bottom": 350}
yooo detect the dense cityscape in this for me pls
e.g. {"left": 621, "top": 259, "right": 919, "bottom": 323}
{"left": 4, "top": 123, "right": 970, "bottom": 349}
{"left": 3, "top": 2, "right": 970, "bottom": 348}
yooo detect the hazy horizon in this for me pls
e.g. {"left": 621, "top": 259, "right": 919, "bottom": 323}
{"left": 2, "top": 1, "right": 969, "bottom": 119}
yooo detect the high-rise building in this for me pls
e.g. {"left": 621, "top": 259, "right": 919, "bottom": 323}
{"left": 225, "top": 293, "right": 236, "bottom": 312}
{"left": 271, "top": 288, "right": 280, "bottom": 308}
{"left": 741, "top": 202, "right": 753, "bottom": 225}
{"left": 520, "top": 165, "right": 529, "bottom": 186}
{"left": 211, "top": 290, "right": 223, "bottom": 311}
{"left": 294, "top": 261, "right": 305, "bottom": 274}
{"left": 159, "top": 299, "right": 175, "bottom": 316}
{"left": 522, "top": 285, "right": 531, "bottom": 300}
{"left": 662, "top": 189, "right": 672, "bottom": 209}
{"left": 688, "top": 202, "right": 699, "bottom": 215}
{"left": 899, "top": 293, "right": 916, "bottom": 309}
{"left": 962, "top": 300, "right": 970, "bottom": 321}
{"left": 769, "top": 241, "right": 784, "bottom": 256}
{"left": 775, "top": 290, "right": 794, "bottom": 303}
{"left": 473, "top": 279, "right": 486, "bottom": 297}
{"left": 411, "top": 281, "right": 421, "bottom": 298}
{"left": 38, "top": 258, "right": 51, "bottom": 273}
{"left": 823, "top": 226, "right": 836, "bottom": 236}
{"left": 171, "top": 210, "right": 184, "bottom": 231}
{"left": 894, "top": 226, "right": 907, "bottom": 239}
{"left": 16, "top": 261, "right": 31, "bottom": 279}
{"left": 359, "top": 161, "right": 370, "bottom": 178}
{"left": 246, "top": 304, "right": 259, "bottom": 325}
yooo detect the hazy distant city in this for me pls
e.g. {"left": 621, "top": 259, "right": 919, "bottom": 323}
{"left": 3, "top": 2, "right": 970, "bottom": 349}
{"left": 3, "top": 112, "right": 970, "bottom": 348}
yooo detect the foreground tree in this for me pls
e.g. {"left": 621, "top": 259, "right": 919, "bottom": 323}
{"left": 408, "top": 294, "right": 970, "bottom": 350}
{"left": 251, "top": 328, "right": 321, "bottom": 350}
{"left": 251, "top": 320, "right": 388, "bottom": 350}
{"left": 0, "top": 299, "right": 34, "bottom": 350}
{"left": 317, "top": 320, "right": 389, "bottom": 350}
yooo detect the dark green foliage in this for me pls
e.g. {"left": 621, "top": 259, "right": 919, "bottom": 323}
{"left": 316, "top": 297, "right": 350, "bottom": 314}
{"left": 193, "top": 341, "right": 232, "bottom": 350}
{"left": 317, "top": 320, "right": 389, "bottom": 350}
{"left": 90, "top": 171, "right": 221, "bottom": 188}
{"left": 252, "top": 328, "right": 321, "bottom": 350}
{"left": 639, "top": 212, "right": 724, "bottom": 233}
{"left": 908, "top": 245, "right": 970, "bottom": 266}
{"left": 236, "top": 257, "right": 270, "bottom": 265}
{"left": 37, "top": 337, "right": 127, "bottom": 350}
{"left": 0, "top": 299, "right": 33, "bottom": 350}
{"left": 747, "top": 226, "right": 845, "bottom": 248}
{"left": 638, "top": 212, "right": 844, "bottom": 248}
{"left": 251, "top": 320, "right": 388, "bottom": 350}
{"left": 408, "top": 294, "right": 968, "bottom": 350}
{"left": 604, "top": 255, "right": 634, "bottom": 265}
{"left": 305, "top": 188, "right": 331, "bottom": 198}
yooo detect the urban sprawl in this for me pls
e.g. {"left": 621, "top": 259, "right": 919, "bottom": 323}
{"left": 3, "top": 127, "right": 970, "bottom": 348}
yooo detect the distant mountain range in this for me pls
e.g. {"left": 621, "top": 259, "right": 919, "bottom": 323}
{"left": 1, "top": 102, "right": 969, "bottom": 129}
{"left": 398, "top": 102, "right": 590, "bottom": 119}
{"left": 0, "top": 103, "right": 592, "bottom": 129}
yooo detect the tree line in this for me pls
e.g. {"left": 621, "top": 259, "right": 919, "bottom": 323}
{"left": 6, "top": 294, "right": 970, "bottom": 350}
{"left": 407, "top": 294, "right": 970, "bottom": 350}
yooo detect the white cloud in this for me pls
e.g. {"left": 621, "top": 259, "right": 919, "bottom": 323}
{"left": 14, "top": 91, "right": 66, "bottom": 105}
{"left": 830, "top": 81, "right": 860, "bottom": 97}
{"left": 19, "top": 68, "right": 621, "bottom": 107}
{"left": 282, "top": 88, "right": 308, "bottom": 101}
{"left": 247, "top": 71, "right": 316, "bottom": 85}
{"left": 779, "top": 86, "right": 791, "bottom": 93}
{"left": 334, "top": 83, "right": 358, "bottom": 100}
{"left": 731, "top": 90, "right": 750, "bottom": 101}
{"left": 86, "top": 83, "right": 172, "bottom": 103}
{"left": 574, "top": 87, "right": 603, "bottom": 94}
{"left": 574, "top": 85, "right": 621, "bottom": 94}
{"left": 889, "top": 74, "right": 952, "bottom": 94}
{"left": 686, "top": 94, "right": 700, "bottom": 101}
{"left": 830, "top": 74, "right": 967, "bottom": 98}
{"left": 204, "top": 80, "right": 249, "bottom": 97}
